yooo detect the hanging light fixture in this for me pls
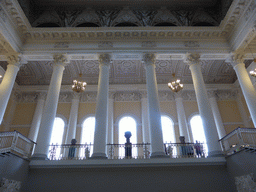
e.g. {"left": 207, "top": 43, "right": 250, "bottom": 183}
{"left": 72, "top": 73, "right": 87, "bottom": 93}
{"left": 246, "top": 41, "right": 256, "bottom": 77}
{"left": 167, "top": 73, "right": 183, "bottom": 92}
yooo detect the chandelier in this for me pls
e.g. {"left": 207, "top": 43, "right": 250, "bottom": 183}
{"left": 246, "top": 41, "right": 256, "bottom": 77}
{"left": 72, "top": 74, "right": 87, "bottom": 93}
{"left": 167, "top": 74, "right": 183, "bottom": 93}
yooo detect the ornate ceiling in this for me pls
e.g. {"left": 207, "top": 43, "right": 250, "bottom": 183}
{"left": 0, "top": 59, "right": 252, "bottom": 86}
{"left": 18, "top": 0, "right": 233, "bottom": 27}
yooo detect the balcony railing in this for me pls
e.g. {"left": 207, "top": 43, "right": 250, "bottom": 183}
{"left": 219, "top": 127, "right": 256, "bottom": 156}
{"left": 0, "top": 131, "right": 36, "bottom": 159}
{"left": 48, "top": 142, "right": 207, "bottom": 160}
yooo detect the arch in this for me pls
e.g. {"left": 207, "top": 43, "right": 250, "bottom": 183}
{"left": 118, "top": 115, "right": 138, "bottom": 158}
{"left": 161, "top": 114, "right": 176, "bottom": 143}
{"left": 189, "top": 114, "right": 208, "bottom": 155}
{"left": 76, "top": 23, "right": 100, "bottom": 27}
{"left": 114, "top": 22, "right": 138, "bottom": 27}
{"left": 115, "top": 113, "right": 141, "bottom": 126}
{"left": 79, "top": 114, "right": 95, "bottom": 125}
{"left": 192, "top": 22, "right": 215, "bottom": 26}
{"left": 154, "top": 22, "right": 177, "bottom": 27}
{"left": 36, "top": 23, "right": 60, "bottom": 28}
{"left": 80, "top": 116, "right": 96, "bottom": 157}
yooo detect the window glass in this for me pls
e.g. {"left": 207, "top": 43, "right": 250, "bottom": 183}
{"left": 119, "top": 116, "right": 137, "bottom": 158}
{"left": 81, "top": 117, "right": 95, "bottom": 157}
{"left": 161, "top": 115, "right": 175, "bottom": 143}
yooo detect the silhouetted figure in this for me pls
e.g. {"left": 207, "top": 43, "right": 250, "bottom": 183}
{"left": 125, "top": 131, "right": 132, "bottom": 159}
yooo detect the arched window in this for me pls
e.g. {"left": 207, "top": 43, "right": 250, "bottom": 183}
{"left": 190, "top": 114, "right": 208, "bottom": 155}
{"left": 81, "top": 116, "right": 95, "bottom": 157}
{"left": 161, "top": 115, "right": 175, "bottom": 143}
{"left": 118, "top": 116, "right": 137, "bottom": 158}
{"left": 49, "top": 117, "right": 65, "bottom": 159}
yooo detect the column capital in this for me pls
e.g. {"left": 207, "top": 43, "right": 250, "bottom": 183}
{"left": 71, "top": 92, "right": 81, "bottom": 100}
{"left": 53, "top": 54, "right": 70, "bottom": 66}
{"left": 174, "top": 92, "right": 183, "bottom": 99}
{"left": 6, "top": 54, "right": 27, "bottom": 67}
{"left": 225, "top": 53, "right": 245, "bottom": 67}
{"left": 142, "top": 53, "right": 156, "bottom": 66}
{"left": 98, "top": 53, "right": 112, "bottom": 66}
{"left": 184, "top": 53, "right": 201, "bottom": 66}
{"left": 37, "top": 92, "right": 47, "bottom": 100}
{"left": 207, "top": 90, "right": 217, "bottom": 99}
{"left": 140, "top": 91, "right": 148, "bottom": 99}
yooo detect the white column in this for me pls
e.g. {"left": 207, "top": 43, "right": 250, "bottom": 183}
{"left": 0, "top": 55, "right": 27, "bottom": 124}
{"left": 32, "top": 54, "right": 69, "bottom": 160}
{"left": 141, "top": 92, "right": 151, "bottom": 144}
{"left": 174, "top": 92, "right": 190, "bottom": 142}
{"left": 236, "top": 91, "right": 251, "bottom": 127}
{"left": 28, "top": 92, "right": 46, "bottom": 142}
{"left": 65, "top": 92, "right": 80, "bottom": 144}
{"left": 208, "top": 91, "right": 226, "bottom": 139}
{"left": 107, "top": 92, "right": 114, "bottom": 144}
{"left": 91, "top": 54, "right": 111, "bottom": 159}
{"left": 227, "top": 53, "right": 256, "bottom": 127}
{"left": 3, "top": 93, "right": 18, "bottom": 131}
{"left": 185, "top": 53, "right": 222, "bottom": 157}
{"left": 143, "top": 53, "right": 166, "bottom": 158}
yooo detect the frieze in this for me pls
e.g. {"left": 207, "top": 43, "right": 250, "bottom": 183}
{"left": 54, "top": 42, "right": 69, "bottom": 48}
{"left": 114, "top": 92, "right": 141, "bottom": 102}
{"left": 98, "top": 41, "right": 113, "bottom": 48}
{"left": 80, "top": 92, "right": 97, "bottom": 102}
{"left": 142, "top": 41, "right": 156, "bottom": 48}
{"left": 59, "top": 92, "right": 72, "bottom": 103}
{"left": 184, "top": 41, "right": 199, "bottom": 48}
{"left": 216, "top": 90, "right": 237, "bottom": 100}
{"left": 16, "top": 93, "right": 37, "bottom": 103}
{"left": 158, "top": 91, "right": 174, "bottom": 101}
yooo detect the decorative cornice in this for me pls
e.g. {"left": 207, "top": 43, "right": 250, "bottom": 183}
{"left": 81, "top": 92, "right": 97, "bottom": 102}
{"left": 58, "top": 92, "right": 72, "bottom": 103}
{"left": 226, "top": 52, "right": 245, "bottom": 67}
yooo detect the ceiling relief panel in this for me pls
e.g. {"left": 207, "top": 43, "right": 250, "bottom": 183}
{"left": 0, "top": 58, "right": 248, "bottom": 86}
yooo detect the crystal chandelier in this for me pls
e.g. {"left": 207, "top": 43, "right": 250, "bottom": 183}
{"left": 72, "top": 74, "right": 87, "bottom": 93}
{"left": 246, "top": 41, "right": 256, "bottom": 77}
{"left": 167, "top": 74, "right": 183, "bottom": 93}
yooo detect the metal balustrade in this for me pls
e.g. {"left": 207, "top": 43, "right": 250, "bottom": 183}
{"left": 48, "top": 142, "right": 207, "bottom": 160}
{"left": 219, "top": 127, "right": 256, "bottom": 156}
{"left": 0, "top": 131, "right": 36, "bottom": 159}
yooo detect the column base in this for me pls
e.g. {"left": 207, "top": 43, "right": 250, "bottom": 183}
{"left": 30, "top": 153, "right": 48, "bottom": 160}
{"left": 150, "top": 151, "right": 168, "bottom": 158}
{"left": 90, "top": 152, "right": 107, "bottom": 159}
{"left": 207, "top": 150, "right": 224, "bottom": 157}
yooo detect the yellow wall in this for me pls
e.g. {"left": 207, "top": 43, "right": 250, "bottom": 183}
{"left": 2, "top": 97, "right": 249, "bottom": 144}
{"left": 12, "top": 103, "right": 36, "bottom": 125}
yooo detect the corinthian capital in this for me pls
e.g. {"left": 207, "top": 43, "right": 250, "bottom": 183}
{"left": 53, "top": 54, "right": 70, "bottom": 66}
{"left": 6, "top": 54, "right": 27, "bottom": 67}
{"left": 143, "top": 53, "right": 156, "bottom": 66}
{"left": 225, "top": 52, "right": 245, "bottom": 67}
{"left": 184, "top": 53, "right": 201, "bottom": 66}
{"left": 98, "top": 53, "right": 111, "bottom": 66}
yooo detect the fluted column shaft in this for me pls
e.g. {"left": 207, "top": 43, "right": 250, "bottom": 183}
{"left": 28, "top": 93, "right": 46, "bottom": 142}
{"left": 185, "top": 53, "right": 222, "bottom": 157}
{"left": 0, "top": 55, "right": 26, "bottom": 124}
{"left": 141, "top": 94, "right": 151, "bottom": 144}
{"left": 175, "top": 93, "right": 190, "bottom": 142}
{"left": 208, "top": 92, "right": 226, "bottom": 139}
{"left": 65, "top": 93, "right": 80, "bottom": 144}
{"left": 236, "top": 92, "right": 251, "bottom": 127}
{"left": 32, "top": 54, "right": 69, "bottom": 159}
{"left": 227, "top": 54, "right": 256, "bottom": 127}
{"left": 143, "top": 53, "right": 165, "bottom": 158}
{"left": 107, "top": 93, "right": 114, "bottom": 144}
{"left": 91, "top": 54, "right": 111, "bottom": 159}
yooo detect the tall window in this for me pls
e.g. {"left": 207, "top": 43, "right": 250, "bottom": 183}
{"left": 161, "top": 115, "right": 175, "bottom": 143}
{"left": 81, "top": 117, "right": 95, "bottom": 157}
{"left": 119, "top": 116, "right": 137, "bottom": 158}
{"left": 190, "top": 114, "right": 208, "bottom": 155}
{"left": 49, "top": 117, "right": 65, "bottom": 159}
